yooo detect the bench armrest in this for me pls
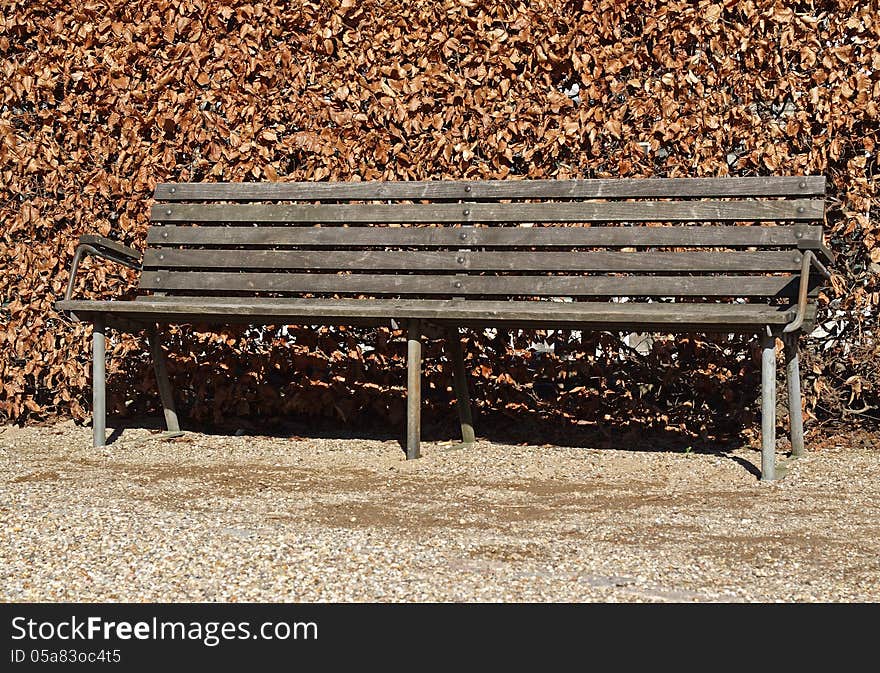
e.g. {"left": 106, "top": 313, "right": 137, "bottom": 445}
{"left": 783, "top": 250, "right": 831, "bottom": 334}
{"left": 64, "top": 235, "right": 142, "bottom": 301}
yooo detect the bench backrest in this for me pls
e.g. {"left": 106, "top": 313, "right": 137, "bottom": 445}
{"left": 145, "top": 177, "right": 826, "bottom": 318}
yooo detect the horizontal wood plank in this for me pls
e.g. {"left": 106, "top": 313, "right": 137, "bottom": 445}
{"left": 138, "top": 271, "right": 798, "bottom": 297}
{"left": 56, "top": 298, "right": 796, "bottom": 328}
{"left": 151, "top": 200, "right": 824, "bottom": 224}
{"left": 145, "top": 224, "right": 823, "bottom": 248}
{"left": 154, "top": 176, "right": 826, "bottom": 201}
{"left": 142, "top": 249, "right": 803, "bottom": 272}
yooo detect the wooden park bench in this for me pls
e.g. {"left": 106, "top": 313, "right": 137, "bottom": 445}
{"left": 56, "top": 176, "right": 832, "bottom": 480}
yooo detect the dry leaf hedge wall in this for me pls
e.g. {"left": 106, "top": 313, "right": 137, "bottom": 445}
{"left": 1, "top": 0, "right": 877, "bottom": 440}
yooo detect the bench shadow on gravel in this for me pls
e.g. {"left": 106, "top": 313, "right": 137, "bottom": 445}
{"left": 105, "top": 404, "right": 762, "bottom": 479}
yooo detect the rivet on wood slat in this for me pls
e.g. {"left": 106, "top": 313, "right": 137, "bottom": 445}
{"left": 165, "top": 209, "right": 172, "bottom": 216}
{"left": 795, "top": 231, "right": 803, "bottom": 239}
{"left": 464, "top": 185, "right": 472, "bottom": 193}
{"left": 799, "top": 181, "right": 807, "bottom": 189}
{"left": 797, "top": 206, "right": 805, "bottom": 213}
{"left": 456, "top": 256, "right": 465, "bottom": 264}
{"left": 158, "top": 254, "right": 165, "bottom": 260}
{"left": 453, "top": 281, "right": 463, "bottom": 289}
{"left": 793, "top": 255, "right": 802, "bottom": 263}
{"left": 463, "top": 209, "right": 470, "bottom": 216}
{"left": 169, "top": 187, "right": 176, "bottom": 194}
{"left": 162, "top": 231, "right": 168, "bottom": 238}
{"left": 459, "top": 232, "right": 468, "bottom": 240}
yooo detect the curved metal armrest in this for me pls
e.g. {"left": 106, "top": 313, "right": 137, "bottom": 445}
{"left": 64, "top": 235, "right": 142, "bottom": 301}
{"left": 783, "top": 250, "right": 832, "bottom": 334}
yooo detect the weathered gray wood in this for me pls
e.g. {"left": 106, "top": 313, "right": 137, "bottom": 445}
{"left": 152, "top": 200, "right": 824, "bottom": 224}
{"left": 57, "top": 298, "right": 796, "bottom": 327}
{"left": 138, "top": 271, "right": 798, "bottom": 297}
{"left": 407, "top": 319, "right": 422, "bottom": 460}
{"left": 74, "top": 309, "right": 795, "bottom": 333}
{"left": 784, "top": 333, "right": 805, "bottom": 457}
{"left": 445, "top": 326, "right": 475, "bottom": 446}
{"left": 113, "top": 316, "right": 781, "bottom": 333}
{"left": 143, "top": 249, "right": 803, "bottom": 272}
{"left": 154, "top": 176, "right": 826, "bottom": 201}
{"left": 92, "top": 316, "right": 106, "bottom": 448}
{"left": 147, "top": 327, "right": 180, "bottom": 433}
{"left": 146, "top": 224, "right": 823, "bottom": 248}
{"left": 761, "top": 333, "right": 777, "bottom": 481}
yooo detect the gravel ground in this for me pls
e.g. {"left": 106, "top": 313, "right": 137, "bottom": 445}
{"left": 1, "top": 420, "right": 878, "bottom": 602}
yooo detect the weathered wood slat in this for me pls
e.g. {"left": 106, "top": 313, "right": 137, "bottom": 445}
{"left": 146, "top": 224, "right": 823, "bottom": 248}
{"left": 78, "top": 314, "right": 796, "bottom": 334}
{"left": 138, "top": 271, "right": 798, "bottom": 297}
{"left": 133, "top": 294, "right": 798, "bottom": 310}
{"left": 142, "top": 249, "right": 803, "bottom": 272}
{"left": 56, "top": 298, "right": 796, "bottom": 327}
{"left": 151, "top": 200, "right": 824, "bottom": 224}
{"left": 154, "top": 176, "right": 826, "bottom": 201}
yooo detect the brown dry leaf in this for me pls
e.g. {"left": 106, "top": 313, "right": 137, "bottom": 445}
{"left": 0, "top": 0, "right": 875, "bottom": 436}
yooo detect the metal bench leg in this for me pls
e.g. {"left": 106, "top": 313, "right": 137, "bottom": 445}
{"left": 445, "top": 326, "right": 475, "bottom": 446}
{"left": 406, "top": 319, "right": 422, "bottom": 460}
{"left": 760, "top": 333, "right": 777, "bottom": 481}
{"left": 148, "top": 326, "right": 180, "bottom": 433}
{"left": 92, "top": 316, "right": 106, "bottom": 448}
{"left": 784, "top": 333, "right": 805, "bottom": 457}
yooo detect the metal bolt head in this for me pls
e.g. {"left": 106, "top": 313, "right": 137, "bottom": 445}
{"left": 794, "top": 255, "right": 801, "bottom": 263}
{"left": 169, "top": 187, "right": 176, "bottom": 194}
{"left": 162, "top": 231, "right": 169, "bottom": 238}
{"left": 795, "top": 231, "right": 803, "bottom": 239}
{"left": 459, "top": 231, "right": 468, "bottom": 240}
{"left": 463, "top": 209, "right": 470, "bottom": 216}
{"left": 165, "top": 209, "right": 172, "bottom": 216}
{"left": 158, "top": 253, "right": 165, "bottom": 260}
{"left": 797, "top": 206, "right": 805, "bottom": 214}
{"left": 453, "top": 281, "right": 462, "bottom": 289}
{"left": 464, "top": 185, "right": 472, "bottom": 193}
{"left": 798, "top": 181, "right": 806, "bottom": 189}
{"left": 456, "top": 256, "right": 465, "bottom": 264}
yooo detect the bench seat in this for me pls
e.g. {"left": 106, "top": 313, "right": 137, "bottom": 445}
{"left": 56, "top": 297, "right": 802, "bottom": 332}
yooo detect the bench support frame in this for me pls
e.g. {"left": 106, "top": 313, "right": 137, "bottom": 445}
{"left": 784, "top": 332, "right": 805, "bottom": 457}
{"left": 406, "top": 319, "right": 422, "bottom": 460}
{"left": 86, "top": 319, "right": 811, "bottom": 478}
{"left": 445, "top": 326, "right": 476, "bottom": 447}
{"left": 147, "top": 326, "right": 180, "bottom": 434}
{"left": 760, "top": 332, "right": 777, "bottom": 481}
{"left": 92, "top": 315, "right": 106, "bottom": 448}
{"left": 758, "top": 330, "right": 807, "bottom": 480}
